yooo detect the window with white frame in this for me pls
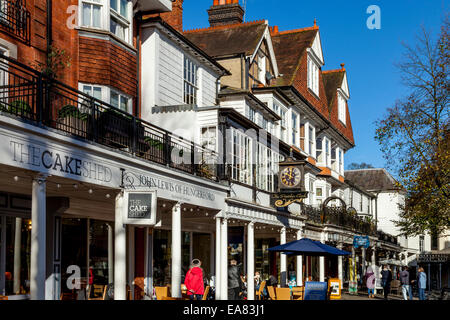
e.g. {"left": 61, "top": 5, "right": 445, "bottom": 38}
{"left": 308, "top": 56, "right": 319, "bottom": 97}
{"left": 291, "top": 112, "right": 299, "bottom": 147}
{"left": 184, "top": 56, "right": 198, "bottom": 105}
{"left": 246, "top": 106, "right": 257, "bottom": 123}
{"left": 81, "top": 0, "right": 103, "bottom": 28}
{"left": 325, "top": 138, "right": 331, "bottom": 167}
{"left": 308, "top": 125, "right": 315, "bottom": 156}
{"left": 201, "top": 126, "right": 217, "bottom": 151}
{"left": 262, "top": 117, "right": 268, "bottom": 131}
{"left": 308, "top": 178, "right": 315, "bottom": 205}
{"left": 316, "top": 137, "right": 323, "bottom": 163}
{"left": 80, "top": 83, "right": 131, "bottom": 113}
{"left": 338, "top": 92, "right": 346, "bottom": 124}
{"left": 339, "top": 149, "right": 344, "bottom": 175}
{"left": 231, "top": 128, "right": 253, "bottom": 185}
{"left": 258, "top": 52, "right": 266, "bottom": 85}
{"left": 110, "top": 89, "right": 131, "bottom": 113}
{"left": 256, "top": 143, "right": 282, "bottom": 192}
{"left": 110, "top": 0, "right": 131, "bottom": 43}
{"left": 316, "top": 186, "right": 324, "bottom": 206}
{"left": 280, "top": 107, "right": 287, "bottom": 142}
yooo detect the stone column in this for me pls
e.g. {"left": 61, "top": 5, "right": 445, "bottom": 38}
{"left": 114, "top": 192, "right": 127, "bottom": 300}
{"left": 296, "top": 229, "right": 303, "bottom": 287}
{"left": 215, "top": 216, "right": 221, "bottom": 300}
{"left": 171, "top": 203, "right": 182, "bottom": 298}
{"left": 13, "top": 218, "right": 22, "bottom": 294}
{"left": 280, "top": 227, "right": 287, "bottom": 287}
{"left": 247, "top": 222, "right": 255, "bottom": 300}
{"left": 220, "top": 218, "right": 228, "bottom": 300}
{"left": 30, "top": 175, "right": 47, "bottom": 300}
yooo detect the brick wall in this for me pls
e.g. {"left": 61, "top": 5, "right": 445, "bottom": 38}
{"left": 79, "top": 37, "right": 137, "bottom": 97}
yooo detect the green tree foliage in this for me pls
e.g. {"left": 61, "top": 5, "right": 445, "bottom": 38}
{"left": 375, "top": 17, "right": 450, "bottom": 237}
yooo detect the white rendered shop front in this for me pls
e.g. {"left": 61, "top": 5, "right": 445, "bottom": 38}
{"left": 0, "top": 116, "right": 229, "bottom": 300}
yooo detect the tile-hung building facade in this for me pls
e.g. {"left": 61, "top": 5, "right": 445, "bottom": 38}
{"left": 0, "top": 0, "right": 402, "bottom": 301}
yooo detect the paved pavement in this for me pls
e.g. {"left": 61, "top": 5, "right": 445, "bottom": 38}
{"left": 340, "top": 292, "right": 417, "bottom": 301}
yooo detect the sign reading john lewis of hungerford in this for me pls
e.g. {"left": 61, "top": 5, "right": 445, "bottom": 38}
{"left": 123, "top": 191, "right": 157, "bottom": 226}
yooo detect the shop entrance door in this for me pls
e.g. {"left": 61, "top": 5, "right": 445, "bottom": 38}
{"left": 193, "top": 233, "right": 211, "bottom": 278}
{"left": 134, "top": 228, "right": 146, "bottom": 300}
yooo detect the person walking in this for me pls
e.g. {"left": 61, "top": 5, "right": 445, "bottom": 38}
{"left": 365, "top": 266, "right": 376, "bottom": 298}
{"left": 381, "top": 265, "right": 392, "bottom": 300}
{"left": 184, "top": 259, "right": 205, "bottom": 300}
{"left": 417, "top": 267, "right": 427, "bottom": 301}
{"left": 400, "top": 266, "right": 413, "bottom": 300}
{"left": 228, "top": 260, "right": 241, "bottom": 300}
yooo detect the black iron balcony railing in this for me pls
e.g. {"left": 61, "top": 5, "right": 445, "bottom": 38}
{"left": 302, "top": 204, "right": 377, "bottom": 236}
{"left": 0, "top": 54, "right": 218, "bottom": 180}
{"left": 0, "top": 0, "right": 30, "bottom": 44}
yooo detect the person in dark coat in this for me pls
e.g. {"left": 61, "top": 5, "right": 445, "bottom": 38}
{"left": 381, "top": 265, "right": 392, "bottom": 300}
{"left": 228, "top": 260, "right": 241, "bottom": 300}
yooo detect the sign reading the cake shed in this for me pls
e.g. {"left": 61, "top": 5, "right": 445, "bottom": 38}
{"left": 123, "top": 190, "right": 157, "bottom": 226}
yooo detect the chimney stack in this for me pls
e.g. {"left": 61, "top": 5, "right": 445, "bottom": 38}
{"left": 147, "top": 0, "right": 184, "bottom": 32}
{"left": 208, "top": 0, "right": 245, "bottom": 27}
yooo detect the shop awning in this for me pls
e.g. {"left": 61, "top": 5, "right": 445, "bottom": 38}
{"left": 268, "top": 238, "right": 351, "bottom": 256}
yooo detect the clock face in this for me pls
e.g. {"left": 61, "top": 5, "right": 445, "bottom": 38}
{"left": 280, "top": 166, "right": 302, "bottom": 188}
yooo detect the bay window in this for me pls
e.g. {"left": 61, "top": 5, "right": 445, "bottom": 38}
{"left": 110, "top": 89, "right": 131, "bottom": 113}
{"left": 256, "top": 143, "right": 282, "bottom": 192}
{"left": 80, "top": 83, "right": 132, "bottom": 113}
{"left": 325, "top": 138, "right": 331, "bottom": 167}
{"left": 246, "top": 106, "right": 257, "bottom": 123}
{"left": 79, "top": 0, "right": 132, "bottom": 44}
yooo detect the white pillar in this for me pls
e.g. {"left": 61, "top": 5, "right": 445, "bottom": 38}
{"left": 215, "top": 216, "right": 221, "bottom": 300}
{"left": 280, "top": 227, "right": 287, "bottom": 287}
{"left": 372, "top": 246, "right": 377, "bottom": 294}
{"left": 30, "top": 175, "right": 47, "bottom": 300}
{"left": 171, "top": 203, "right": 182, "bottom": 298}
{"left": 114, "top": 193, "right": 127, "bottom": 300}
{"left": 220, "top": 218, "right": 228, "bottom": 300}
{"left": 338, "top": 243, "right": 343, "bottom": 288}
{"left": 296, "top": 229, "right": 303, "bottom": 287}
{"left": 247, "top": 222, "right": 255, "bottom": 300}
{"left": 319, "top": 232, "right": 326, "bottom": 282}
{"left": 13, "top": 218, "right": 22, "bottom": 294}
{"left": 108, "top": 223, "right": 114, "bottom": 284}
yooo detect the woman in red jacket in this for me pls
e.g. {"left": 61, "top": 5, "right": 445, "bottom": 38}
{"left": 184, "top": 259, "right": 205, "bottom": 300}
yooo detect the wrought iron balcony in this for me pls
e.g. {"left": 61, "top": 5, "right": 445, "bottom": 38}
{"left": 0, "top": 0, "right": 30, "bottom": 44}
{"left": 302, "top": 204, "right": 377, "bottom": 236}
{"left": 0, "top": 54, "right": 218, "bottom": 181}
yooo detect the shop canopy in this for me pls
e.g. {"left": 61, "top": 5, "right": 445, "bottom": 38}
{"left": 268, "top": 238, "right": 351, "bottom": 257}
{"left": 379, "top": 258, "right": 405, "bottom": 266}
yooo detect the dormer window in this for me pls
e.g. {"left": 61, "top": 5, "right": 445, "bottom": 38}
{"left": 258, "top": 52, "right": 267, "bottom": 85}
{"left": 308, "top": 56, "right": 319, "bottom": 97}
{"left": 338, "top": 92, "right": 346, "bottom": 125}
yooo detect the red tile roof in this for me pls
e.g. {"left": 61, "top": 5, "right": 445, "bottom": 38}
{"left": 183, "top": 20, "right": 268, "bottom": 58}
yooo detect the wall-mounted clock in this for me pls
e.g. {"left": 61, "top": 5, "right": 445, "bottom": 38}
{"left": 280, "top": 166, "right": 302, "bottom": 188}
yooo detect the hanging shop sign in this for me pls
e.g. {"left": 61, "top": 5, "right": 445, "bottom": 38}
{"left": 122, "top": 190, "right": 157, "bottom": 226}
{"left": 417, "top": 254, "right": 449, "bottom": 263}
{"left": 304, "top": 282, "right": 329, "bottom": 301}
{"left": 353, "top": 236, "right": 370, "bottom": 249}
{"left": 271, "top": 157, "right": 308, "bottom": 208}
{"left": 328, "top": 278, "right": 342, "bottom": 300}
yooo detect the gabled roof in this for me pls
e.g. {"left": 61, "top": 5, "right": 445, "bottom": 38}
{"left": 271, "top": 27, "right": 318, "bottom": 86}
{"left": 345, "top": 169, "right": 403, "bottom": 192}
{"left": 323, "top": 69, "right": 346, "bottom": 111}
{"left": 183, "top": 20, "right": 268, "bottom": 58}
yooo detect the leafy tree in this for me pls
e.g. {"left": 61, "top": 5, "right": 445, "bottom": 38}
{"left": 347, "top": 162, "right": 374, "bottom": 170}
{"left": 375, "top": 17, "right": 450, "bottom": 237}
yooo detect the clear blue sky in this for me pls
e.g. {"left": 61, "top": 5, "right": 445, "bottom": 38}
{"left": 183, "top": 0, "right": 448, "bottom": 169}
